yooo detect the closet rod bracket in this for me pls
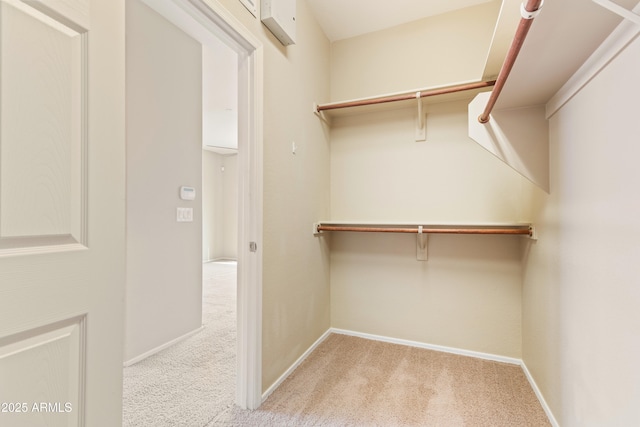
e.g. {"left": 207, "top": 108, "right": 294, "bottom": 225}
{"left": 521, "top": 0, "right": 544, "bottom": 19}
{"left": 417, "top": 225, "right": 428, "bottom": 261}
{"left": 416, "top": 92, "right": 426, "bottom": 141}
{"left": 313, "top": 222, "right": 322, "bottom": 236}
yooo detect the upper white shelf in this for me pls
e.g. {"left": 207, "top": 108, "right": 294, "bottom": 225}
{"left": 314, "top": 80, "right": 496, "bottom": 119}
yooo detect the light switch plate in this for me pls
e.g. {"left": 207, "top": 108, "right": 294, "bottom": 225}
{"left": 177, "top": 207, "right": 193, "bottom": 222}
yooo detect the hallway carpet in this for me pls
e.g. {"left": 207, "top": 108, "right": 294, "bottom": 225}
{"left": 124, "top": 262, "right": 550, "bottom": 426}
{"left": 123, "top": 261, "right": 237, "bottom": 426}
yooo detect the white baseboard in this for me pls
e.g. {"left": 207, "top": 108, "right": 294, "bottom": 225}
{"left": 203, "top": 257, "right": 237, "bottom": 264}
{"left": 123, "top": 325, "right": 204, "bottom": 367}
{"left": 521, "top": 361, "right": 559, "bottom": 427}
{"left": 261, "top": 328, "right": 332, "bottom": 402}
{"left": 330, "top": 328, "right": 521, "bottom": 365}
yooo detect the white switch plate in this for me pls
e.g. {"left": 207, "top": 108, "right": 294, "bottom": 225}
{"left": 177, "top": 207, "right": 193, "bottom": 222}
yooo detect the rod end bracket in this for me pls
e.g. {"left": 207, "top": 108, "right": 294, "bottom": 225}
{"left": 521, "top": 0, "right": 544, "bottom": 19}
{"left": 313, "top": 103, "right": 331, "bottom": 124}
{"left": 478, "top": 114, "right": 490, "bottom": 124}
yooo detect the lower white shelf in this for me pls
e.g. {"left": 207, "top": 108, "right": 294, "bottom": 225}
{"left": 313, "top": 221, "right": 534, "bottom": 237}
{"left": 313, "top": 221, "right": 535, "bottom": 261}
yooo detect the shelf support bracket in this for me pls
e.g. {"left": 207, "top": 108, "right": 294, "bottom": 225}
{"left": 415, "top": 92, "right": 426, "bottom": 141}
{"left": 417, "top": 226, "right": 428, "bottom": 261}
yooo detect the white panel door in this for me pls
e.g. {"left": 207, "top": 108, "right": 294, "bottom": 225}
{"left": 0, "top": 0, "right": 125, "bottom": 426}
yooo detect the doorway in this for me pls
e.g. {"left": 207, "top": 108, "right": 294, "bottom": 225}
{"left": 125, "top": 0, "right": 263, "bottom": 412}
{"left": 202, "top": 36, "right": 239, "bottom": 264}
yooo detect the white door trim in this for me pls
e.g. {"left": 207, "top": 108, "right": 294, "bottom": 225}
{"left": 140, "top": 0, "right": 264, "bottom": 410}
{"left": 184, "top": 0, "right": 264, "bottom": 410}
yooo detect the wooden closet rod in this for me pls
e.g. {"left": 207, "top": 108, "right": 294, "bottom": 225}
{"left": 316, "top": 80, "right": 496, "bottom": 112}
{"left": 478, "top": 0, "right": 544, "bottom": 123}
{"left": 316, "top": 225, "right": 532, "bottom": 236}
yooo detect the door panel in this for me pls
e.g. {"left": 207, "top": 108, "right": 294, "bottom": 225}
{"left": 0, "top": 316, "right": 85, "bottom": 427}
{"left": 0, "top": 0, "right": 125, "bottom": 426}
{"left": 0, "top": 0, "right": 85, "bottom": 249}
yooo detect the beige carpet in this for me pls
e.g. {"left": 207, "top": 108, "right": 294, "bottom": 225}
{"left": 124, "top": 262, "right": 551, "bottom": 426}
{"left": 217, "top": 334, "right": 551, "bottom": 426}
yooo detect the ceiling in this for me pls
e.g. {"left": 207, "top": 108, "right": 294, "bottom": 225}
{"left": 307, "top": 0, "right": 495, "bottom": 42}
{"left": 307, "top": 0, "right": 638, "bottom": 110}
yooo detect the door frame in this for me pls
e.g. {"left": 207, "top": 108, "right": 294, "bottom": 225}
{"left": 140, "top": 0, "right": 264, "bottom": 410}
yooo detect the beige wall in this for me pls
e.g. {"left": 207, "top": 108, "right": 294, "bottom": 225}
{"left": 202, "top": 151, "right": 238, "bottom": 261}
{"left": 222, "top": 154, "right": 238, "bottom": 258}
{"left": 330, "top": 102, "right": 532, "bottom": 223}
{"left": 328, "top": 4, "right": 532, "bottom": 359}
{"left": 522, "top": 34, "right": 640, "bottom": 425}
{"left": 202, "top": 150, "right": 223, "bottom": 261}
{"left": 125, "top": 0, "right": 203, "bottom": 362}
{"left": 259, "top": 1, "right": 331, "bottom": 391}
{"left": 331, "top": 232, "right": 523, "bottom": 357}
{"left": 212, "top": 0, "right": 331, "bottom": 392}
{"left": 329, "top": 100, "right": 530, "bottom": 358}
{"left": 330, "top": 2, "right": 500, "bottom": 101}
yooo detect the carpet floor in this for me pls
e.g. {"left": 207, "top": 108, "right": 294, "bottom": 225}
{"left": 123, "top": 262, "right": 551, "bottom": 426}
{"left": 123, "top": 261, "right": 237, "bottom": 426}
